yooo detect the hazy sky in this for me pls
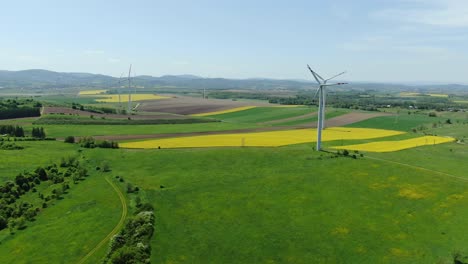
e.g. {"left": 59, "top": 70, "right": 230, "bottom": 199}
{"left": 1, "top": 0, "right": 468, "bottom": 83}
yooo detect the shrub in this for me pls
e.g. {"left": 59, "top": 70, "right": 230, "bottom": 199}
{"left": 64, "top": 136, "right": 75, "bottom": 143}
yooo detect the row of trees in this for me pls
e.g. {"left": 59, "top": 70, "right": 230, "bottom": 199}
{"left": 0, "top": 141, "right": 23, "bottom": 150}
{"left": 267, "top": 93, "right": 466, "bottom": 112}
{"left": 71, "top": 102, "right": 117, "bottom": 114}
{"left": 0, "top": 157, "right": 87, "bottom": 232}
{"left": 0, "top": 125, "right": 25, "bottom": 137}
{"left": 104, "top": 205, "right": 155, "bottom": 263}
{"left": 0, "top": 125, "right": 47, "bottom": 138}
{"left": 78, "top": 137, "right": 119, "bottom": 149}
{"left": 31, "top": 127, "right": 46, "bottom": 139}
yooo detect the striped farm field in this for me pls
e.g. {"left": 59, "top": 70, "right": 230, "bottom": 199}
{"left": 332, "top": 135, "right": 454, "bottom": 152}
{"left": 191, "top": 106, "right": 256, "bottom": 117}
{"left": 95, "top": 94, "right": 169, "bottom": 102}
{"left": 120, "top": 127, "right": 404, "bottom": 149}
{"left": 78, "top": 89, "right": 107, "bottom": 95}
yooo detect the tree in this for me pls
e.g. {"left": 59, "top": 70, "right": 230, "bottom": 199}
{"left": 64, "top": 136, "right": 75, "bottom": 143}
{"left": 0, "top": 216, "right": 7, "bottom": 230}
{"left": 102, "top": 162, "right": 111, "bottom": 172}
{"left": 35, "top": 167, "right": 48, "bottom": 181}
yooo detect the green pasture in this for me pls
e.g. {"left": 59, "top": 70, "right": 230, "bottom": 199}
{"left": 206, "top": 106, "right": 315, "bottom": 124}
{"left": 0, "top": 105, "right": 467, "bottom": 263}
{"left": 81, "top": 143, "right": 468, "bottom": 264}
{"left": 273, "top": 109, "right": 349, "bottom": 126}
{"left": 0, "top": 141, "right": 77, "bottom": 181}
{"left": 0, "top": 142, "right": 122, "bottom": 263}
{"left": 0, "top": 173, "right": 121, "bottom": 264}
{"left": 42, "top": 122, "right": 260, "bottom": 138}
{"left": 346, "top": 113, "right": 447, "bottom": 131}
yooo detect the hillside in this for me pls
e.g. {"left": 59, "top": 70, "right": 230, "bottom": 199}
{"left": 1, "top": 69, "right": 468, "bottom": 93}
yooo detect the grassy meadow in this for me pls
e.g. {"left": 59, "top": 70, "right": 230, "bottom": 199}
{"left": 84, "top": 142, "right": 468, "bottom": 264}
{"left": 0, "top": 94, "right": 467, "bottom": 264}
{"left": 0, "top": 142, "right": 122, "bottom": 263}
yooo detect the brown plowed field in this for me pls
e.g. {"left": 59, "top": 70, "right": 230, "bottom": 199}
{"left": 73, "top": 112, "right": 392, "bottom": 142}
{"left": 138, "top": 95, "right": 273, "bottom": 115}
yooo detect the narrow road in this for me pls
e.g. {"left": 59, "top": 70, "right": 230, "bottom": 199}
{"left": 76, "top": 176, "right": 128, "bottom": 264}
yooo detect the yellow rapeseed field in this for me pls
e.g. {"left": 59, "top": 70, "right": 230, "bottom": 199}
{"left": 191, "top": 106, "right": 256, "bottom": 116}
{"left": 78, "top": 89, "right": 107, "bottom": 95}
{"left": 400, "top": 92, "right": 421, "bottom": 97}
{"left": 427, "top": 93, "right": 448, "bottom": 98}
{"left": 120, "top": 127, "right": 404, "bottom": 149}
{"left": 332, "top": 136, "right": 454, "bottom": 152}
{"left": 94, "top": 94, "right": 169, "bottom": 103}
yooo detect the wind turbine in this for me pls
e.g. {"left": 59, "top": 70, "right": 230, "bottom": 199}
{"left": 127, "top": 64, "right": 132, "bottom": 113}
{"left": 118, "top": 72, "right": 124, "bottom": 108}
{"left": 307, "top": 65, "right": 347, "bottom": 151}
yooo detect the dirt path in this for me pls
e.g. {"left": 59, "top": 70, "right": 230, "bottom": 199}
{"left": 76, "top": 176, "right": 128, "bottom": 264}
{"left": 365, "top": 155, "right": 468, "bottom": 182}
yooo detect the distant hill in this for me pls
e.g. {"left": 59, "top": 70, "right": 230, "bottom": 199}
{"left": 0, "top": 69, "right": 467, "bottom": 93}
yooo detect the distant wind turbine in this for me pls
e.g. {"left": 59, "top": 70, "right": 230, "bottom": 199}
{"left": 307, "top": 65, "right": 347, "bottom": 151}
{"left": 127, "top": 64, "right": 132, "bottom": 113}
{"left": 118, "top": 72, "right": 124, "bottom": 108}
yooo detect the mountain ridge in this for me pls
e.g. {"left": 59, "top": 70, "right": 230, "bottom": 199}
{"left": 0, "top": 69, "right": 467, "bottom": 93}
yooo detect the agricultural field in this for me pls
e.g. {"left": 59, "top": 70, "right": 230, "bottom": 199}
{"left": 333, "top": 135, "right": 454, "bottom": 152}
{"left": 120, "top": 127, "right": 405, "bottom": 149}
{"left": 83, "top": 141, "right": 468, "bottom": 264}
{"left": 78, "top": 89, "right": 107, "bottom": 95}
{"left": 0, "top": 91, "right": 467, "bottom": 264}
{"left": 191, "top": 106, "right": 257, "bottom": 116}
{"left": 93, "top": 94, "right": 169, "bottom": 103}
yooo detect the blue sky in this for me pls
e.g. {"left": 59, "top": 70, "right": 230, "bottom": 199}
{"left": 1, "top": 0, "right": 468, "bottom": 83}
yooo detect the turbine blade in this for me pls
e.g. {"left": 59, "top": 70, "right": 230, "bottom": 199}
{"left": 312, "top": 86, "right": 321, "bottom": 100}
{"left": 325, "top": 71, "right": 346, "bottom": 82}
{"left": 313, "top": 70, "right": 325, "bottom": 82}
{"left": 307, "top": 64, "right": 323, "bottom": 84}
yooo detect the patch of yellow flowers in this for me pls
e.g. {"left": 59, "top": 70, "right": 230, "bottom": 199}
{"left": 94, "top": 94, "right": 168, "bottom": 103}
{"left": 78, "top": 89, "right": 107, "bottom": 95}
{"left": 332, "top": 136, "right": 454, "bottom": 152}
{"left": 120, "top": 127, "right": 404, "bottom": 149}
{"left": 191, "top": 106, "right": 256, "bottom": 117}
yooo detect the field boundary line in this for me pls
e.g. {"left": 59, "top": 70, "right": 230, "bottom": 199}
{"left": 76, "top": 176, "right": 128, "bottom": 264}
{"left": 365, "top": 155, "right": 468, "bottom": 183}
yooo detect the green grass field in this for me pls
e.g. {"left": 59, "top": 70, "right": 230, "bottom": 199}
{"left": 273, "top": 109, "right": 349, "bottom": 126}
{"left": 0, "top": 173, "right": 122, "bottom": 264}
{"left": 1, "top": 106, "right": 467, "bottom": 263}
{"left": 0, "top": 141, "right": 77, "bottom": 181}
{"left": 346, "top": 113, "right": 446, "bottom": 131}
{"left": 82, "top": 141, "right": 468, "bottom": 264}
{"left": 0, "top": 142, "right": 122, "bottom": 263}
{"left": 207, "top": 106, "right": 315, "bottom": 124}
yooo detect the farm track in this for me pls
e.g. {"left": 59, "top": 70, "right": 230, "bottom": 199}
{"left": 365, "top": 155, "right": 468, "bottom": 183}
{"left": 76, "top": 176, "right": 128, "bottom": 264}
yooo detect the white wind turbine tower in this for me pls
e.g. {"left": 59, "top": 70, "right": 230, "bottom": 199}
{"left": 307, "top": 65, "right": 347, "bottom": 151}
{"left": 127, "top": 64, "right": 132, "bottom": 113}
{"left": 118, "top": 72, "right": 124, "bottom": 109}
